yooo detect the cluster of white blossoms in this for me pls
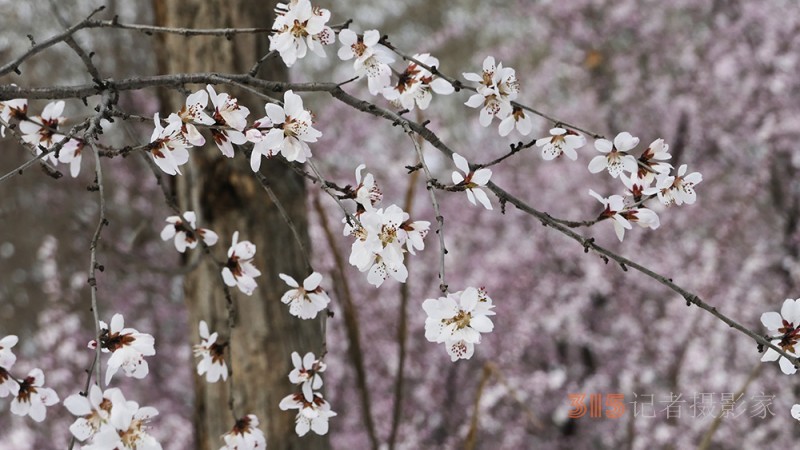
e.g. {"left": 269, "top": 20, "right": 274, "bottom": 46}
{"left": 279, "top": 351, "right": 336, "bottom": 436}
{"left": 222, "top": 231, "right": 262, "bottom": 296}
{"left": 148, "top": 86, "right": 321, "bottom": 176}
{"left": 65, "top": 385, "right": 161, "bottom": 450}
{"left": 341, "top": 165, "right": 429, "bottom": 287}
{"left": 194, "top": 320, "right": 228, "bottom": 383}
{"left": 423, "top": 287, "right": 496, "bottom": 361}
{"left": 270, "top": 0, "right": 335, "bottom": 67}
{"left": 0, "top": 98, "right": 85, "bottom": 177}
{"left": 345, "top": 204, "right": 430, "bottom": 288}
{"left": 582, "top": 132, "right": 703, "bottom": 241}
{"left": 463, "top": 56, "right": 524, "bottom": 136}
{"left": 338, "top": 29, "right": 394, "bottom": 96}
{"left": 0, "top": 335, "right": 60, "bottom": 422}
{"left": 279, "top": 272, "right": 332, "bottom": 319}
{"left": 160, "top": 211, "right": 219, "bottom": 252}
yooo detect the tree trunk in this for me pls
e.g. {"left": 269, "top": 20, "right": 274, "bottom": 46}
{"left": 151, "top": 2, "right": 327, "bottom": 449}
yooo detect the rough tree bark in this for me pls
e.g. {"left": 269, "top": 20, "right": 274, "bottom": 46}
{"left": 151, "top": 2, "right": 328, "bottom": 449}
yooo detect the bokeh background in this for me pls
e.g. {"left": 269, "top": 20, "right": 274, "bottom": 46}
{"left": 2, "top": 0, "right": 800, "bottom": 448}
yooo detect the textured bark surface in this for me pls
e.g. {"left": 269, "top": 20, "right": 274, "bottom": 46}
{"left": 151, "top": 2, "right": 327, "bottom": 449}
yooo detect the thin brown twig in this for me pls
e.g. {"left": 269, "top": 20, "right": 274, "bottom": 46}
{"left": 0, "top": 6, "right": 106, "bottom": 77}
{"left": 312, "top": 193, "right": 379, "bottom": 450}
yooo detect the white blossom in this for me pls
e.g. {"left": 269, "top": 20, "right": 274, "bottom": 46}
{"left": 83, "top": 391, "right": 161, "bottom": 450}
{"left": 270, "top": 0, "right": 335, "bottom": 67}
{"left": 653, "top": 164, "right": 703, "bottom": 206}
{"left": 279, "top": 272, "right": 331, "bottom": 319}
{"left": 279, "top": 392, "right": 337, "bottom": 436}
{"left": 352, "top": 164, "right": 382, "bottom": 210}
{"left": 347, "top": 205, "right": 410, "bottom": 287}
{"left": 498, "top": 106, "right": 532, "bottom": 137}
{"left": 535, "top": 127, "right": 586, "bottom": 161}
{"left": 160, "top": 211, "right": 218, "bottom": 252}
{"left": 383, "top": 53, "right": 453, "bottom": 110}
{"left": 452, "top": 153, "right": 493, "bottom": 210}
{"left": 220, "top": 414, "right": 266, "bottom": 450}
{"left": 423, "top": 287, "right": 496, "bottom": 361}
{"left": 222, "top": 232, "right": 261, "bottom": 296}
{"left": 637, "top": 138, "right": 672, "bottom": 182}
{"left": 171, "top": 89, "right": 215, "bottom": 146}
{"left": 19, "top": 100, "right": 66, "bottom": 157}
{"left": 58, "top": 138, "right": 84, "bottom": 178}
{"left": 95, "top": 313, "right": 156, "bottom": 385}
{"left": 207, "top": 85, "right": 250, "bottom": 157}
{"left": 463, "top": 56, "right": 518, "bottom": 127}
{"left": 338, "top": 29, "right": 394, "bottom": 95}
{"left": 0, "top": 97, "right": 27, "bottom": 137}
{"left": 250, "top": 90, "right": 321, "bottom": 170}
{"left": 148, "top": 113, "right": 191, "bottom": 176}
{"left": 589, "top": 189, "right": 632, "bottom": 242}
{"left": 64, "top": 385, "right": 115, "bottom": 442}
{"left": 588, "top": 132, "right": 639, "bottom": 178}
{"left": 760, "top": 298, "right": 800, "bottom": 375}
{"left": 289, "top": 351, "right": 326, "bottom": 402}
{"left": 10, "top": 368, "right": 59, "bottom": 422}
{"left": 194, "top": 320, "right": 228, "bottom": 383}
{"left": 0, "top": 334, "right": 18, "bottom": 368}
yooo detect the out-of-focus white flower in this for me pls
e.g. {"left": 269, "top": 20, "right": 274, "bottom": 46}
{"left": 792, "top": 404, "right": 800, "bottom": 421}
{"left": 0, "top": 334, "right": 18, "bottom": 368}
{"left": 10, "top": 368, "right": 59, "bottom": 422}
{"left": 222, "top": 232, "right": 261, "bottom": 296}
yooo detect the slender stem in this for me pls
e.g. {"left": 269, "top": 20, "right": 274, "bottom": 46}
{"left": 405, "top": 130, "right": 447, "bottom": 293}
{"left": 312, "top": 194, "right": 379, "bottom": 450}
